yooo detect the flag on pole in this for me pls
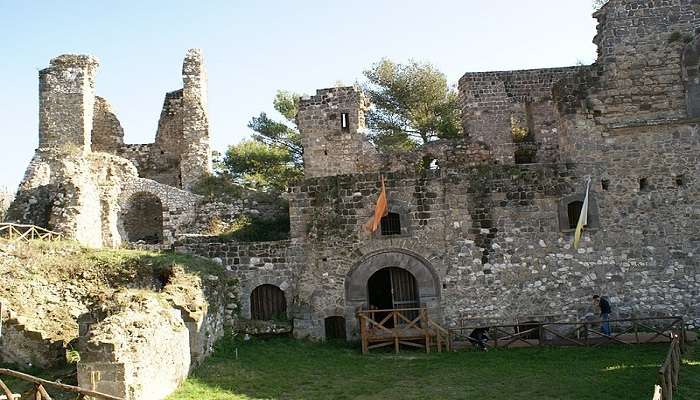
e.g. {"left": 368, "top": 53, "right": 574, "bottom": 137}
{"left": 574, "top": 178, "right": 591, "bottom": 249}
{"left": 364, "top": 176, "right": 388, "bottom": 233}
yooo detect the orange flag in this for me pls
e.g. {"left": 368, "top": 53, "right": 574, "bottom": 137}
{"left": 364, "top": 176, "right": 388, "bottom": 233}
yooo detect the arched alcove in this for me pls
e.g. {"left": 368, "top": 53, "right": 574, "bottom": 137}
{"left": 123, "top": 192, "right": 164, "bottom": 243}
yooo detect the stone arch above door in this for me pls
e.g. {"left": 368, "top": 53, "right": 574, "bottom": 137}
{"left": 344, "top": 249, "right": 442, "bottom": 338}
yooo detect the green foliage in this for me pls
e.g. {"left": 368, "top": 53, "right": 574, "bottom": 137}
{"left": 668, "top": 31, "right": 694, "bottom": 44}
{"left": 218, "top": 214, "right": 290, "bottom": 242}
{"left": 191, "top": 174, "right": 243, "bottom": 200}
{"left": 222, "top": 140, "right": 302, "bottom": 191}
{"left": 222, "top": 90, "right": 304, "bottom": 191}
{"left": 169, "top": 337, "right": 699, "bottom": 400}
{"left": 66, "top": 349, "right": 81, "bottom": 364}
{"left": 363, "top": 59, "right": 462, "bottom": 151}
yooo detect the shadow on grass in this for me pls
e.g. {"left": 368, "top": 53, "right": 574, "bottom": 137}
{"left": 167, "top": 335, "right": 688, "bottom": 400}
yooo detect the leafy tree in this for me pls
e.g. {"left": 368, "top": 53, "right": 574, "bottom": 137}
{"left": 220, "top": 91, "right": 303, "bottom": 191}
{"left": 247, "top": 91, "right": 303, "bottom": 163}
{"left": 222, "top": 140, "right": 302, "bottom": 191}
{"left": 363, "top": 59, "right": 462, "bottom": 151}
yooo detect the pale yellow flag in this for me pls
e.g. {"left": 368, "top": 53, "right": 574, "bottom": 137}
{"left": 574, "top": 178, "right": 591, "bottom": 249}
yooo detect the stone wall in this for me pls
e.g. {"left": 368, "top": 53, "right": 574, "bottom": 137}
{"left": 180, "top": 49, "right": 212, "bottom": 190}
{"left": 459, "top": 67, "right": 586, "bottom": 165}
{"left": 591, "top": 0, "right": 700, "bottom": 126}
{"left": 91, "top": 96, "right": 125, "bottom": 153}
{"left": 176, "top": 238, "right": 301, "bottom": 327}
{"left": 298, "top": 87, "right": 380, "bottom": 178}
{"left": 74, "top": 265, "right": 231, "bottom": 400}
{"left": 38, "top": 55, "right": 99, "bottom": 153}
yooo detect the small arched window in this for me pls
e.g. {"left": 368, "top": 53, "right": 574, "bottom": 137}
{"left": 380, "top": 212, "right": 401, "bottom": 236}
{"left": 250, "top": 284, "right": 287, "bottom": 321}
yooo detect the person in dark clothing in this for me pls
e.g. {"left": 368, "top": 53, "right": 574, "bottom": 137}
{"left": 592, "top": 295, "right": 612, "bottom": 335}
{"left": 468, "top": 327, "right": 490, "bottom": 351}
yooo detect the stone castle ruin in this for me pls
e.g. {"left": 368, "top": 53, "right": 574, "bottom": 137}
{"left": 5, "top": 0, "right": 700, "bottom": 346}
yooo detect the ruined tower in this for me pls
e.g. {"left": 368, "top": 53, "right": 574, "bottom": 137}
{"left": 297, "top": 87, "right": 379, "bottom": 178}
{"left": 7, "top": 55, "right": 104, "bottom": 247}
{"left": 39, "top": 55, "right": 100, "bottom": 153}
{"left": 180, "top": 49, "right": 212, "bottom": 190}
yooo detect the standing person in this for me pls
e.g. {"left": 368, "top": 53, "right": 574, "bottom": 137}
{"left": 592, "top": 295, "right": 612, "bottom": 335}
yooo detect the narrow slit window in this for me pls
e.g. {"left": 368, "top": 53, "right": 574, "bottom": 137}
{"left": 380, "top": 212, "right": 401, "bottom": 236}
{"left": 340, "top": 113, "right": 350, "bottom": 131}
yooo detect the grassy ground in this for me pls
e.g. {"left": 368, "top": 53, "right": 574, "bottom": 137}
{"left": 168, "top": 335, "right": 699, "bottom": 400}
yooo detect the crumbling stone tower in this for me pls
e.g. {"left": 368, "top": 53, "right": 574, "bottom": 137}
{"left": 7, "top": 55, "right": 104, "bottom": 246}
{"left": 39, "top": 55, "right": 100, "bottom": 153}
{"left": 180, "top": 49, "right": 212, "bottom": 190}
{"left": 298, "top": 87, "right": 379, "bottom": 178}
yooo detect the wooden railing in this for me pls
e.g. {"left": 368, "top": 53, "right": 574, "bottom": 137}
{"left": 357, "top": 307, "right": 451, "bottom": 354}
{"left": 652, "top": 335, "right": 682, "bottom": 400}
{"left": 451, "top": 316, "right": 685, "bottom": 350}
{"left": 0, "top": 223, "right": 63, "bottom": 242}
{"left": 0, "top": 368, "right": 123, "bottom": 400}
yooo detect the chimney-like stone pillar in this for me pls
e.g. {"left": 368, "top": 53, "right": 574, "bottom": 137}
{"left": 38, "top": 54, "right": 100, "bottom": 154}
{"left": 180, "top": 48, "right": 212, "bottom": 190}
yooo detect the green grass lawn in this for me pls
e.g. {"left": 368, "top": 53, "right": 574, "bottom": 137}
{"left": 168, "top": 335, "right": 700, "bottom": 400}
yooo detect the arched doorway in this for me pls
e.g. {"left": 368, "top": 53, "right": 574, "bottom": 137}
{"left": 345, "top": 249, "right": 441, "bottom": 339}
{"left": 367, "top": 267, "right": 419, "bottom": 310}
{"left": 250, "top": 284, "right": 287, "bottom": 321}
{"left": 123, "top": 192, "right": 163, "bottom": 243}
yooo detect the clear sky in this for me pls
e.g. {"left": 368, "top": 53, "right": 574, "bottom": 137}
{"left": 0, "top": 0, "right": 598, "bottom": 191}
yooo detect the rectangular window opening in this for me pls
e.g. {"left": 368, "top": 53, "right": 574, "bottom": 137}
{"left": 380, "top": 212, "right": 401, "bottom": 236}
{"left": 340, "top": 113, "right": 350, "bottom": 131}
{"left": 675, "top": 175, "right": 685, "bottom": 187}
{"left": 601, "top": 179, "right": 610, "bottom": 191}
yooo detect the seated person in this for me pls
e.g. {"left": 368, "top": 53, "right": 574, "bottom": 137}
{"left": 468, "top": 327, "right": 490, "bottom": 351}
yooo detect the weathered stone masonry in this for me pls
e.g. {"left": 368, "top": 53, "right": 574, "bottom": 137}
{"left": 178, "top": 0, "right": 700, "bottom": 340}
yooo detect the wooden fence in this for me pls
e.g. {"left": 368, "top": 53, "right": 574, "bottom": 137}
{"left": 0, "top": 223, "right": 63, "bottom": 242}
{"left": 0, "top": 368, "right": 123, "bottom": 400}
{"left": 652, "top": 335, "right": 682, "bottom": 400}
{"left": 451, "top": 316, "right": 685, "bottom": 350}
{"left": 357, "top": 307, "right": 451, "bottom": 354}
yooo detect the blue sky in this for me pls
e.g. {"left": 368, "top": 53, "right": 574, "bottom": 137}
{"left": 0, "top": 0, "right": 598, "bottom": 190}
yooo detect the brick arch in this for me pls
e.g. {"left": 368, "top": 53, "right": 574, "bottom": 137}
{"left": 343, "top": 248, "right": 441, "bottom": 339}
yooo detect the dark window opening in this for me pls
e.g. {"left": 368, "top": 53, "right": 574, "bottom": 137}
{"left": 567, "top": 201, "right": 584, "bottom": 229}
{"left": 675, "top": 175, "right": 685, "bottom": 187}
{"left": 323, "top": 149, "right": 328, "bottom": 156}
{"left": 340, "top": 112, "right": 350, "bottom": 131}
{"left": 639, "top": 178, "right": 648, "bottom": 191}
{"left": 324, "top": 316, "right": 346, "bottom": 340}
{"left": 380, "top": 212, "right": 401, "bottom": 236}
{"left": 601, "top": 179, "right": 610, "bottom": 191}
{"left": 514, "top": 147, "right": 537, "bottom": 164}
{"left": 250, "top": 284, "right": 287, "bottom": 321}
